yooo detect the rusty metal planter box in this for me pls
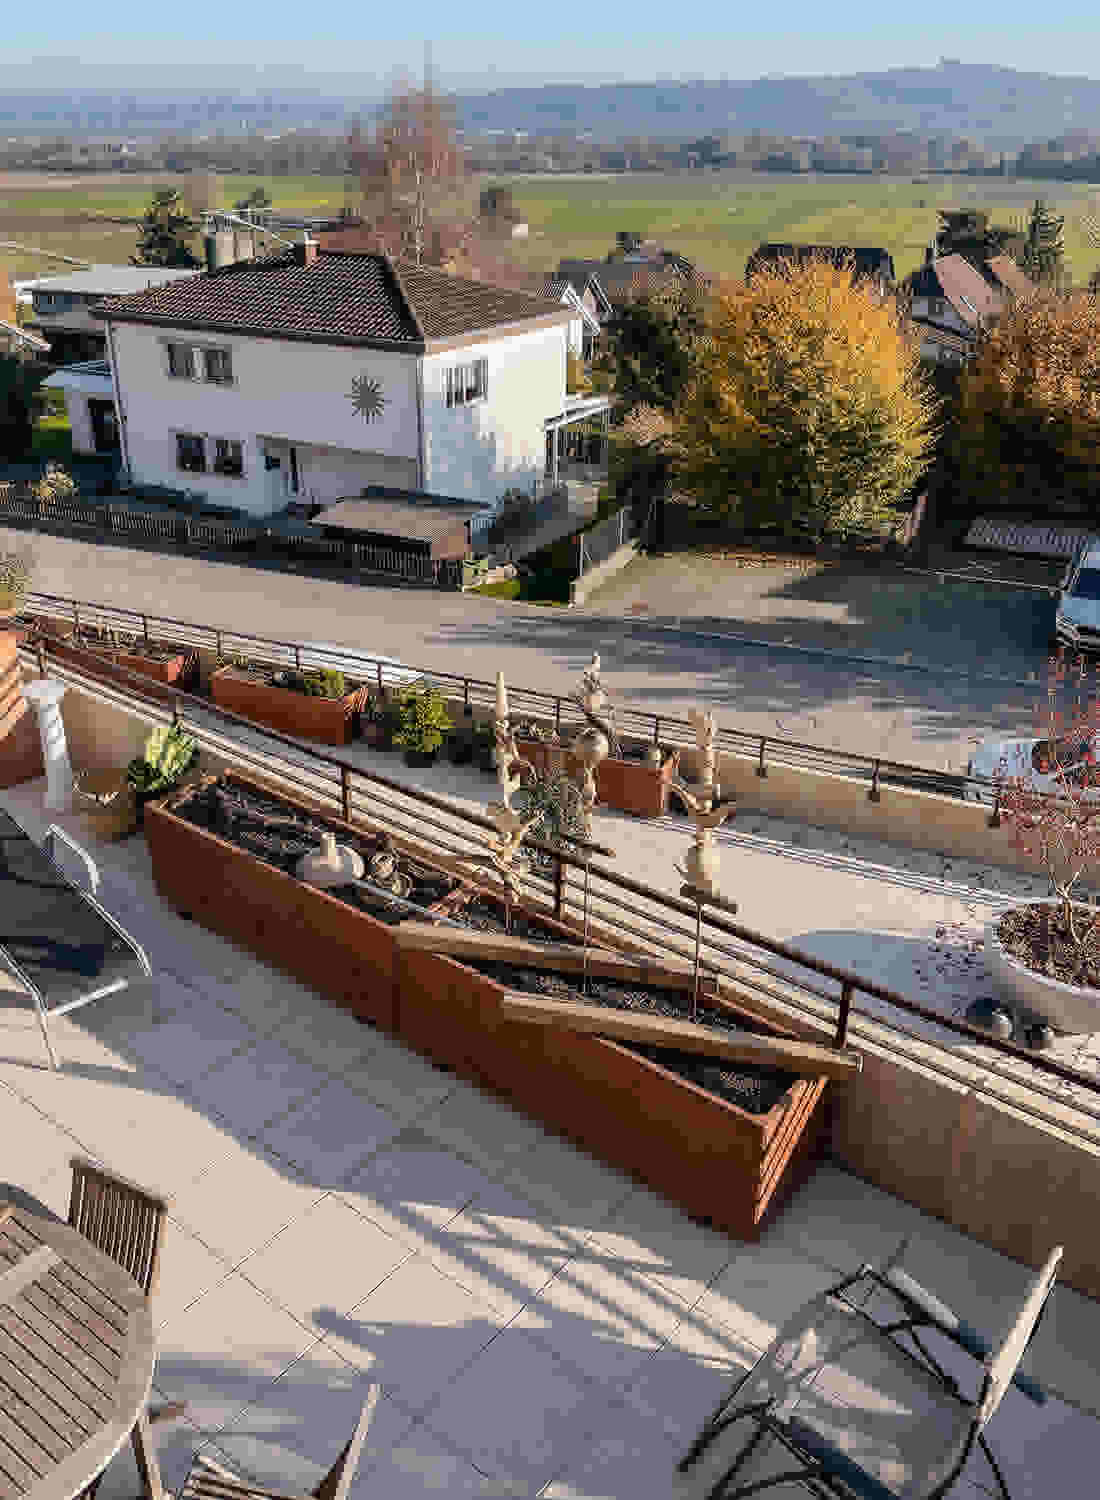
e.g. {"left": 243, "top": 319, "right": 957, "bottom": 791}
{"left": 514, "top": 738, "right": 676, "bottom": 818}
{"left": 143, "top": 775, "right": 409, "bottom": 1029}
{"left": 46, "top": 636, "right": 197, "bottom": 704}
{"left": 395, "top": 907, "right": 829, "bottom": 1241}
{"left": 211, "top": 666, "right": 368, "bottom": 745}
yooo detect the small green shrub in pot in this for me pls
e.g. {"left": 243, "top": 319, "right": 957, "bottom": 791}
{"left": 393, "top": 684, "right": 453, "bottom": 766}
{"left": 126, "top": 723, "right": 199, "bottom": 820}
{"left": 271, "top": 666, "right": 347, "bottom": 699}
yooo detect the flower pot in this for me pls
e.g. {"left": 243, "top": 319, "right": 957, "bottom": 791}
{"left": 72, "top": 768, "right": 138, "bottom": 840}
{"left": 403, "top": 747, "right": 440, "bottom": 768}
{"left": 985, "top": 898, "right": 1100, "bottom": 1035}
{"left": 446, "top": 735, "right": 474, "bottom": 766}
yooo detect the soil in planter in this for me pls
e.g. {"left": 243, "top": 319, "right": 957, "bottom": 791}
{"left": 174, "top": 779, "right": 458, "bottom": 922}
{"left": 74, "top": 631, "right": 184, "bottom": 663}
{"left": 997, "top": 905, "right": 1100, "bottom": 988}
{"left": 468, "top": 960, "right": 794, "bottom": 1114}
{"left": 453, "top": 893, "right": 584, "bottom": 944}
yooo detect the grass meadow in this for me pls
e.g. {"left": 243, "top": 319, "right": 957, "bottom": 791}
{"left": 3, "top": 166, "right": 1100, "bottom": 285}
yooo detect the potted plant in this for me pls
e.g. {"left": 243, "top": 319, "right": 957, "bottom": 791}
{"left": 445, "top": 705, "right": 476, "bottom": 766}
{"left": 393, "top": 684, "right": 453, "bottom": 768}
{"left": 126, "top": 722, "right": 199, "bottom": 824}
{"left": 210, "top": 658, "right": 370, "bottom": 745}
{"left": 986, "top": 657, "right": 1100, "bottom": 1046}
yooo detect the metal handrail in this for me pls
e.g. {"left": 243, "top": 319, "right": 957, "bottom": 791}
{"left": 20, "top": 629, "right": 1100, "bottom": 1108}
{"left": 20, "top": 590, "right": 993, "bottom": 801}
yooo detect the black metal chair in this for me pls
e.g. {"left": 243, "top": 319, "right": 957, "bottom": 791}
{"left": 678, "top": 1237, "right": 1063, "bottom": 1500}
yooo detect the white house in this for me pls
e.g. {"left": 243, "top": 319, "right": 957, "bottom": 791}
{"left": 539, "top": 277, "right": 602, "bottom": 361}
{"left": 903, "top": 251, "right": 1007, "bottom": 365}
{"left": 93, "top": 243, "right": 580, "bottom": 517}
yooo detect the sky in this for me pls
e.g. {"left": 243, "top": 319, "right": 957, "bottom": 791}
{"left": 4, "top": 16, "right": 1100, "bottom": 91}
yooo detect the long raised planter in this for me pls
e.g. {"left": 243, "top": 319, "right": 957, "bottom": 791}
{"left": 515, "top": 738, "right": 678, "bottom": 818}
{"left": 143, "top": 772, "right": 457, "bottom": 1029}
{"left": 395, "top": 901, "right": 829, "bottom": 1241}
{"left": 40, "top": 631, "right": 197, "bottom": 703}
{"left": 211, "top": 666, "right": 369, "bottom": 746}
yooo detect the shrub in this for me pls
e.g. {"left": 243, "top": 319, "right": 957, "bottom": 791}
{"left": 0, "top": 549, "right": 32, "bottom": 614}
{"left": 126, "top": 723, "right": 198, "bottom": 797}
{"left": 29, "top": 463, "right": 78, "bottom": 505}
{"left": 513, "top": 767, "right": 587, "bottom": 858}
{"left": 392, "top": 684, "right": 453, "bottom": 754}
{"left": 272, "top": 667, "right": 347, "bottom": 699}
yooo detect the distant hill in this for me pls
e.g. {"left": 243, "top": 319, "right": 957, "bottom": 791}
{"left": 2, "top": 61, "right": 1100, "bottom": 148}
{"left": 452, "top": 62, "right": 1100, "bottom": 149}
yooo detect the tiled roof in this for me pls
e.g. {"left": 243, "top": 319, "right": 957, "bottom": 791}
{"left": 92, "top": 249, "right": 571, "bottom": 350}
{"left": 984, "top": 255, "right": 1038, "bottom": 303}
{"left": 905, "top": 254, "right": 1004, "bottom": 328}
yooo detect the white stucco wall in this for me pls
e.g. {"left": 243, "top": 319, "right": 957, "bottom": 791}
{"left": 421, "top": 323, "right": 567, "bottom": 503}
{"left": 109, "top": 320, "right": 420, "bottom": 515}
{"left": 64, "top": 392, "right": 97, "bottom": 456}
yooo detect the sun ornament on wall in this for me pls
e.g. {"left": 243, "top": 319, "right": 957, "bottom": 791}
{"left": 349, "top": 374, "right": 386, "bottom": 422}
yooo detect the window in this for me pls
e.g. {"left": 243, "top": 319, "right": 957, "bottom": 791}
{"left": 213, "top": 438, "right": 244, "bottom": 478}
{"left": 167, "top": 342, "right": 196, "bottom": 379}
{"left": 176, "top": 433, "right": 206, "bottom": 473}
{"left": 201, "top": 347, "right": 234, "bottom": 385}
{"left": 445, "top": 358, "right": 488, "bottom": 408}
{"left": 165, "top": 341, "right": 234, "bottom": 384}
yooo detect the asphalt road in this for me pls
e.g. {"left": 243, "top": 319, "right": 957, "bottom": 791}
{"left": 3, "top": 527, "right": 1043, "bottom": 772}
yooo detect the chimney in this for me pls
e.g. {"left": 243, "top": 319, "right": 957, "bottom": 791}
{"left": 294, "top": 231, "right": 318, "bottom": 268}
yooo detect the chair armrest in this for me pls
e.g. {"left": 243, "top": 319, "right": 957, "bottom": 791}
{"left": 784, "top": 1417, "right": 899, "bottom": 1500}
{"left": 42, "top": 824, "right": 100, "bottom": 895}
{"left": 883, "top": 1266, "right": 1048, "bottom": 1405}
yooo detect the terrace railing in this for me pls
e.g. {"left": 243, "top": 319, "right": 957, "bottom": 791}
{"left": 21, "top": 588, "right": 986, "bottom": 802}
{"left": 20, "top": 625, "right": 1100, "bottom": 1136}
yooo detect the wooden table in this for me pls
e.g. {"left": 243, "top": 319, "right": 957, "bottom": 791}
{"left": 0, "top": 1190, "right": 163, "bottom": 1500}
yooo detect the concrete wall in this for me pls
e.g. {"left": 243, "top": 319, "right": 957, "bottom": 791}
{"left": 109, "top": 321, "right": 420, "bottom": 516}
{"left": 422, "top": 324, "right": 567, "bottom": 503}
{"left": 569, "top": 537, "right": 642, "bottom": 607}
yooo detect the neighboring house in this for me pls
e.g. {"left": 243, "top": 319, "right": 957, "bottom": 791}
{"left": 40, "top": 361, "right": 120, "bottom": 456}
{"left": 92, "top": 242, "right": 577, "bottom": 518}
{"left": 557, "top": 255, "right": 707, "bottom": 309}
{"left": 982, "top": 254, "right": 1038, "bottom": 305}
{"left": 903, "top": 251, "right": 1007, "bottom": 363}
{"left": 25, "top": 265, "right": 201, "bottom": 364}
{"left": 539, "top": 277, "right": 601, "bottom": 361}
{"left": 554, "top": 264, "right": 614, "bottom": 324}
{"left": 745, "top": 244, "right": 896, "bottom": 297}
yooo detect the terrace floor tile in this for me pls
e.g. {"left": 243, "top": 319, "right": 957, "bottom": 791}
{"left": 418, "top": 1080, "right": 549, "bottom": 1179}
{"left": 258, "top": 1076, "right": 404, "bottom": 1184}
{"left": 185, "top": 1036, "right": 330, "bottom": 1138}
{"left": 169, "top": 1138, "right": 328, "bottom": 1266}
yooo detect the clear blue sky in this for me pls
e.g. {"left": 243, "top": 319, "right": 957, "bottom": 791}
{"left": 5, "top": 17, "right": 1100, "bottom": 91}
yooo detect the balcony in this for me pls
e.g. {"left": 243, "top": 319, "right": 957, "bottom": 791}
{"left": 2, "top": 645, "right": 1100, "bottom": 1496}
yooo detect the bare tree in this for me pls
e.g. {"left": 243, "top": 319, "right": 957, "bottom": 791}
{"left": 352, "top": 65, "right": 465, "bottom": 266}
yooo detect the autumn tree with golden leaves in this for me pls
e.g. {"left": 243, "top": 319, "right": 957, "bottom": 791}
{"left": 957, "top": 289, "right": 1100, "bottom": 511}
{"left": 657, "top": 257, "right": 938, "bottom": 542}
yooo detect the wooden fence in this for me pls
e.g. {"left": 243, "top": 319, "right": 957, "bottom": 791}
{"left": 0, "top": 483, "right": 463, "bottom": 589}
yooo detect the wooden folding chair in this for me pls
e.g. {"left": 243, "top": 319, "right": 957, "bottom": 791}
{"left": 69, "top": 1158, "right": 186, "bottom": 1500}
{"left": 180, "top": 1386, "right": 381, "bottom": 1500}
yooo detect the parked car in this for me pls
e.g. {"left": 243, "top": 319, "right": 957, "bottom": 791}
{"left": 1055, "top": 540, "right": 1100, "bottom": 653}
{"left": 966, "top": 732, "right": 1100, "bottom": 805}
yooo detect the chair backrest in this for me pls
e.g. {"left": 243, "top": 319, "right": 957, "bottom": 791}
{"left": 67, "top": 1156, "right": 169, "bottom": 1300}
{"left": 977, "top": 1245, "right": 1063, "bottom": 1427}
{"left": 180, "top": 1387, "right": 381, "bottom": 1500}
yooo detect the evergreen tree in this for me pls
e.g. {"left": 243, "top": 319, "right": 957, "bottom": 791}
{"left": 935, "top": 208, "right": 1022, "bottom": 268}
{"left": 132, "top": 190, "right": 202, "bottom": 268}
{"left": 1019, "top": 199, "right": 1066, "bottom": 288}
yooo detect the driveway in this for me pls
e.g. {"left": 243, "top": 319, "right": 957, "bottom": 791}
{"left": 580, "top": 552, "right": 1059, "bottom": 681}
{"left": 3, "top": 526, "right": 1044, "bottom": 772}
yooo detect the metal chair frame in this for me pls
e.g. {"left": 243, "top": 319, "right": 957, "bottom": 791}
{"left": 678, "top": 1248, "right": 1059, "bottom": 1500}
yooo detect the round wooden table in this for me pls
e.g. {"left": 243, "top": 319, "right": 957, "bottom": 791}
{"left": 0, "top": 1188, "right": 162, "bottom": 1500}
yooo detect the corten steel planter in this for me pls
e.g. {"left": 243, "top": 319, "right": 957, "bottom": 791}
{"left": 47, "top": 635, "right": 198, "bottom": 705}
{"left": 144, "top": 773, "right": 456, "bottom": 1030}
{"left": 211, "top": 666, "right": 370, "bottom": 746}
{"left": 395, "top": 894, "right": 830, "bottom": 1241}
{"left": 514, "top": 738, "right": 678, "bottom": 818}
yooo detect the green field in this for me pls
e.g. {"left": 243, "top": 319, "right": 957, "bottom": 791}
{"left": 3, "top": 167, "right": 1100, "bottom": 285}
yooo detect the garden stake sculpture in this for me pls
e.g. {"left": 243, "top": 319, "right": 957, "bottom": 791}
{"left": 671, "top": 708, "right": 739, "bottom": 1019}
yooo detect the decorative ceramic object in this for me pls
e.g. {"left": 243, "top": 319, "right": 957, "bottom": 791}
{"left": 296, "top": 831, "right": 365, "bottom": 888}
{"left": 681, "top": 832, "right": 721, "bottom": 896}
{"left": 23, "top": 678, "right": 72, "bottom": 811}
{"left": 644, "top": 744, "right": 664, "bottom": 768}
{"left": 349, "top": 374, "right": 386, "bottom": 422}
{"left": 571, "top": 725, "right": 610, "bottom": 840}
